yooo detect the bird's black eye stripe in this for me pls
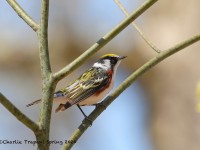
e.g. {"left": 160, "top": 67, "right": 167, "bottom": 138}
{"left": 110, "top": 58, "right": 118, "bottom": 65}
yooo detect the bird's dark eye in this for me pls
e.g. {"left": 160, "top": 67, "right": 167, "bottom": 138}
{"left": 110, "top": 58, "right": 117, "bottom": 65}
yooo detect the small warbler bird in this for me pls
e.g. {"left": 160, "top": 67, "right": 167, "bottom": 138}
{"left": 27, "top": 54, "right": 126, "bottom": 117}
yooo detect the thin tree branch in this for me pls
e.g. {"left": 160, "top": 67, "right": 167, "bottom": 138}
{"left": 6, "top": 0, "right": 39, "bottom": 32}
{"left": 37, "top": 0, "right": 51, "bottom": 79}
{"left": 54, "top": 0, "right": 158, "bottom": 82}
{"left": 62, "top": 33, "right": 200, "bottom": 150}
{"left": 38, "top": 0, "right": 52, "bottom": 130}
{"left": 0, "top": 92, "right": 40, "bottom": 133}
{"left": 36, "top": 0, "right": 55, "bottom": 149}
{"left": 114, "top": 0, "right": 160, "bottom": 53}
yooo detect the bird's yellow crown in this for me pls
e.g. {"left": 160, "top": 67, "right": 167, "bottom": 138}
{"left": 100, "top": 53, "right": 119, "bottom": 58}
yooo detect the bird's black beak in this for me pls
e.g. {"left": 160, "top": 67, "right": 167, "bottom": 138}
{"left": 118, "top": 56, "right": 127, "bottom": 60}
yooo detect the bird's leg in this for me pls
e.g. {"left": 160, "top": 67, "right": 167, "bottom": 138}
{"left": 76, "top": 104, "right": 93, "bottom": 126}
{"left": 76, "top": 104, "right": 87, "bottom": 118}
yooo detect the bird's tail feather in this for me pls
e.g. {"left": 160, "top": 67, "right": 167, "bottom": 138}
{"left": 26, "top": 99, "right": 41, "bottom": 107}
{"left": 26, "top": 91, "right": 65, "bottom": 107}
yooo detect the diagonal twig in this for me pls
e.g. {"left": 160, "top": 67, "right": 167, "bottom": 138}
{"left": 6, "top": 0, "right": 39, "bottom": 32}
{"left": 62, "top": 33, "right": 200, "bottom": 150}
{"left": 0, "top": 92, "right": 40, "bottom": 133}
{"left": 114, "top": 0, "right": 160, "bottom": 53}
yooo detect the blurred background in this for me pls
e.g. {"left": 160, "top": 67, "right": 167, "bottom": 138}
{"left": 0, "top": 0, "right": 200, "bottom": 150}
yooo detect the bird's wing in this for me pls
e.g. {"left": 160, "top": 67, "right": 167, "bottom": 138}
{"left": 27, "top": 68, "right": 111, "bottom": 111}
{"left": 58, "top": 67, "right": 111, "bottom": 106}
